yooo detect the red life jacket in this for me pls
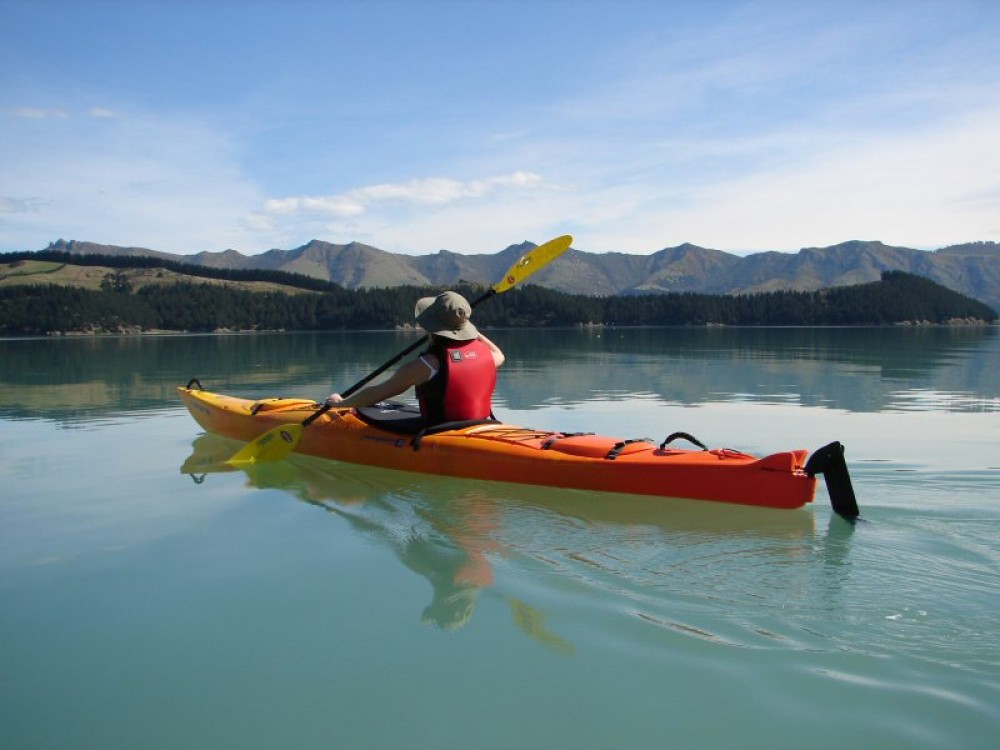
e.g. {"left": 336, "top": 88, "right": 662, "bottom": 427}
{"left": 416, "top": 339, "right": 497, "bottom": 423}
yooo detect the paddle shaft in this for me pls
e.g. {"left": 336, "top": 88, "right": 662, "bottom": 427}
{"left": 302, "top": 287, "right": 497, "bottom": 426}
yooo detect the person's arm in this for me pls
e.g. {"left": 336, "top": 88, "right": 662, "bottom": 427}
{"left": 477, "top": 333, "right": 505, "bottom": 368}
{"left": 327, "top": 356, "right": 434, "bottom": 408}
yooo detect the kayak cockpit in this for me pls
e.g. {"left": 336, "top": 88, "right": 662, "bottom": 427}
{"left": 354, "top": 401, "right": 427, "bottom": 433}
{"left": 355, "top": 400, "right": 501, "bottom": 439}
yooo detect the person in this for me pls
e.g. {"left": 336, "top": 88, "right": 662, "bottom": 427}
{"left": 326, "top": 291, "right": 505, "bottom": 424}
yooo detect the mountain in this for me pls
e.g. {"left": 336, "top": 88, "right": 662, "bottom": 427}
{"left": 42, "top": 238, "right": 1000, "bottom": 311}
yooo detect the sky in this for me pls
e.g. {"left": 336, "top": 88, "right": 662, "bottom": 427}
{"left": 2, "top": 0, "right": 999, "bottom": 257}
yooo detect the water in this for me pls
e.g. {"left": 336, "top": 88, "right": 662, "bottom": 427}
{"left": 1, "top": 328, "right": 998, "bottom": 749}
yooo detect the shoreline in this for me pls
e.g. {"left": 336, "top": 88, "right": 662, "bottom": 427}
{"left": 12, "top": 318, "right": 996, "bottom": 338}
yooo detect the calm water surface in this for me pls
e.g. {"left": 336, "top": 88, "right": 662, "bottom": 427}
{"left": 1, "top": 328, "right": 998, "bottom": 749}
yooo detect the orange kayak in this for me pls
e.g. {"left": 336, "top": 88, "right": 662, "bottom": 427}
{"left": 177, "top": 384, "right": 859, "bottom": 518}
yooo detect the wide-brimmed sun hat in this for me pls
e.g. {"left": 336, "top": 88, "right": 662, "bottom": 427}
{"left": 414, "top": 291, "right": 479, "bottom": 341}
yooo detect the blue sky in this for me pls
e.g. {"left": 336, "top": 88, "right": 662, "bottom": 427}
{"left": 2, "top": 0, "right": 999, "bottom": 256}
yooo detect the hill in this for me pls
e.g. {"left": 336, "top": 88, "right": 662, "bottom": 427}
{"left": 0, "top": 266, "right": 994, "bottom": 335}
{"left": 0, "top": 258, "right": 319, "bottom": 296}
{"left": 0, "top": 251, "right": 339, "bottom": 295}
{"left": 34, "top": 238, "right": 1000, "bottom": 313}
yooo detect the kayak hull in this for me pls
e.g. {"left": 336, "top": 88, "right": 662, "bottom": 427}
{"left": 178, "top": 386, "right": 823, "bottom": 511}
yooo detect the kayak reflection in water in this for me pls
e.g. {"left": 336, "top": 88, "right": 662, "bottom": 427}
{"left": 183, "top": 435, "right": 577, "bottom": 648}
{"left": 321, "top": 486, "right": 570, "bottom": 649}
{"left": 325, "top": 291, "right": 505, "bottom": 425}
{"left": 334, "top": 490, "right": 501, "bottom": 631}
{"left": 183, "top": 434, "right": 500, "bottom": 630}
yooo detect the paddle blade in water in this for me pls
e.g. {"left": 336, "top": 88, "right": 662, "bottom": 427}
{"left": 492, "top": 235, "right": 572, "bottom": 293}
{"left": 226, "top": 423, "right": 303, "bottom": 465}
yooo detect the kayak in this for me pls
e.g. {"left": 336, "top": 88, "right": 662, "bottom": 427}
{"left": 177, "top": 382, "right": 860, "bottom": 518}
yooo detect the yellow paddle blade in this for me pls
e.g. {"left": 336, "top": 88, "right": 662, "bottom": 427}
{"left": 492, "top": 234, "right": 572, "bottom": 294}
{"left": 226, "top": 423, "right": 303, "bottom": 465}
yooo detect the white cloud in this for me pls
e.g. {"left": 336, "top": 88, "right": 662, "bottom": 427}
{"left": 563, "top": 106, "right": 1000, "bottom": 253}
{"left": 0, "top": 196, "right": 46, "bottom": 214}
{"left": 264, "top": 195, "right": 365, "bottom": 218}
{"left": 241, "top": 171, "right": 570, "bottom": 254}
{"left": 13, "top": 107, "right": 68, "bottom": 119}
{"left": 263, "top": 172, "right": 547, "bottom": 220}
{"left": 9, "top": 106, "right": 118, "bottom": 120}
{"left": 250, "top": 173, "right": 562, "bottom": 252}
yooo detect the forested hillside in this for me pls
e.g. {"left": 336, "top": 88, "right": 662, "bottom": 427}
{"left": 0, "top": 266, "right": 994, "bottom": 335}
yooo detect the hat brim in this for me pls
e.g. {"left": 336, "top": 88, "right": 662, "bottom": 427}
{"left": 431, "top": 324, "right": 479, "bottom": 341}
{"left": 414, "top": 293, "right": 480, "bottom": 341}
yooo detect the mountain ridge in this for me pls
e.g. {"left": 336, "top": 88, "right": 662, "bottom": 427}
{"left": 42, "top": 238, "right": 1000, "bottom": 311}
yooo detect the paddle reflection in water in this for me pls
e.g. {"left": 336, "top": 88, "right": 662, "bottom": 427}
{"left": 182, "top": 432, "right": 828, "bottom": 652}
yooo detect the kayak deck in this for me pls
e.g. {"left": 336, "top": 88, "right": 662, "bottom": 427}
{"left": 177, "top": 384, "right": 860, "bottom": 518}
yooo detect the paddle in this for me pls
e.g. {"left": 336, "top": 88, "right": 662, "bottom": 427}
{"left": 227, "top": 234, "right": 573, "bottom": 465}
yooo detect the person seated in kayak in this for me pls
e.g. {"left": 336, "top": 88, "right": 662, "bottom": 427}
{"left": 326, "top": 291, "right": 505, "bottom": 424}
